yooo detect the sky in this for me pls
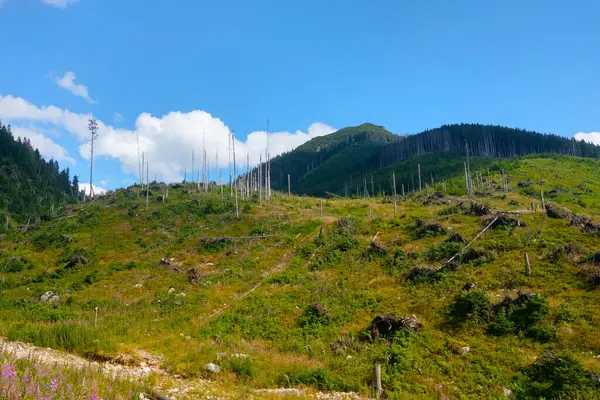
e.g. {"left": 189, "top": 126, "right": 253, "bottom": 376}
{"left": 1, "top": 0, "right": 599, "bottom": 194}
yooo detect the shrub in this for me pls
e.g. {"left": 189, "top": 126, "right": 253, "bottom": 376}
{"left": 405, "top": 267, "right": 443, "bottom": 284}
{"left": 448, "top": 291, "right": 490, "bottom": 326}
{"left": 424, "top": 242, "right": 462, "bottom": 262}
{"left": 517, "top": 353, "right": 599, "bottom": 399}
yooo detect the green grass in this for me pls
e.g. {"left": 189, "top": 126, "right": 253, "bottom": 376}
{"left": 1, "top": 156, "right": 600, "bottom": 398}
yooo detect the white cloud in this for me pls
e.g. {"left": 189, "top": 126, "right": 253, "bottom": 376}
{"left": 99, "top": 179, "right": 108, "bottom": 186}
{"left": 574, "top": 132, "right": 600, "bottom": 146}
{"left": 79, "top": 182, "right": 107, "bottom": 196}
{"left": 11, "top": 125, "right": 76, "bottom": 165}
{"left": 114, "top": 112, "right": 124, "bottom": 122}
{"left": 42, "top": 0, "right": 79, "bottom": 8}
{"left": 0, "top": 93, "right": 336, "bottom": 183}
{"left": 56, "top": 72, "right": 95, "bottom": 103}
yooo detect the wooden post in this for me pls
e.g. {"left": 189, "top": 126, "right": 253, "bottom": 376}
{"left": 392, "top": 171, "right": 397, "bottom": 197}
{"left": 94, "top": 306, "right": 98, "bottom": 328}
{"left": 541, "top": 190, "right": 545, "bottom": 210}
{"left": 288, "top": 174, "right": 291, "bottom": 198}
{"left": 401, "top": 183, "right": 405, "bottom": 197}
{"left": 525, "top": 252, "right": 531, "bottom": 277}
{"left": 320, "top": 200, "right": 323, "bottom": 217}
{"left": 166, "top": 187, "right": 169, "bottom": 199}
{"left": 373, "top": 364, "right": 383, "bottom": 399}
{"left": 393, "top": 198, "right": 397, "bottom": 217}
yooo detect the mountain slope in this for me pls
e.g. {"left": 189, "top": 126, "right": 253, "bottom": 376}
{"left": 268, "top": 123, "right": 600, "bottom": 197}
{"left": 0, "top": 122, "right": 79, "bottom": 224}
{"left": 2, "top": 156, "right": 600, "bottom": 398}
{"left": 267, "top": 123, "right": 398, "bottom": 192}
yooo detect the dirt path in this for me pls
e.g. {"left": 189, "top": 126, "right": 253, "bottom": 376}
{"left": 0, "top": 338, "right": 161, "bottom": 380}
{"left": 1, "top": 338, "right": 369, "bottom": 399}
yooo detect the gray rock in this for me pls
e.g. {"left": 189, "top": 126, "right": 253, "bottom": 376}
{"left": 503, "top": 387, "right": 513, "bottom": 397}
{"left": 40, "top": 291, "right": 59, "bottom": 303}
{"left": 460, "top": 346, "right": 470, "bottom": 355}
{"left": 204, "top": 363, "right": 221, "bottom": 374}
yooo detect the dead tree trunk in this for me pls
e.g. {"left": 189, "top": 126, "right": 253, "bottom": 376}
{"left": 525, "top": 252, "right": 531, "bottom": 277}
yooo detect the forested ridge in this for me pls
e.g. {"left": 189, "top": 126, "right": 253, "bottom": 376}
{"left": 0, "top": 122, "right": 79, "bottom": 224}
{"left": 267, "top": 123, "right": 600, "bottom": 196}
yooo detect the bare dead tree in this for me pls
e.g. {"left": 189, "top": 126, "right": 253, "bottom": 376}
{"left": 228, "top": 130, "right": 233, "bottom": 195}
{"left": 87, "top": 118, "right": 99, "bottom": 197}
{"left": 136, "top": 131, "right": 141, "bottom": 198}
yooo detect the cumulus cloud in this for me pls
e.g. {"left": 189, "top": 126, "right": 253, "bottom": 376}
{"left": 56, "top": 72, "right": 95, "bottom": 103}
{"left": 42, "top": 0, "right": 79, "bottom": 8}
{"left": 574, "top": 132, "right": 600, "bottom": 146}
{"left": 0, "top": 94, "right": 336, "bottom": 183}
{"left": 79, "top": 182, "right": 107, "bottom": 196}
{"left": 11, "top": 125, "right": 76, "bottom": 165}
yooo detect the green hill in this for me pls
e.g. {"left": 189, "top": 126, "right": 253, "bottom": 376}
{"left": 266, "top": 123, "right": 600, "bottom": 197}
{"left": 2, "top": 155, "right": 600, "bottom": 398}
{"left": 0, "top": 122, "right": 79, "bottom": 225}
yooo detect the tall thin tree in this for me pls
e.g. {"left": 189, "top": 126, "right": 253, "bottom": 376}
{"left": 87, "top": 118, "right": 99, "bottom": 197}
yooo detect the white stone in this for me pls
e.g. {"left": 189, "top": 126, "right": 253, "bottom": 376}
{"left": 40, "top": 291, "right": 59, "bottom": 303}
{"left": 460, "top": 346, "right": 470, "bottom": 354}
{"left": 503, "top": 387, "right": 513, "bottom": 397}
{"left": 134, "top": 283, "right": 143, "bottom": 288}
{"left": 204, "top": 363, "right": 221, "bottom": 374}
{"left": 168, "top": 287, "right": 175, "bottom": 294}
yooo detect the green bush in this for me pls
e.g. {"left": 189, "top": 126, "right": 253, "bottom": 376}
{"left": 424, "top": 242, "right": 462, "bottom": 262}
{"left": 517, "top": 353, "right": 599, "bottom": 399}
{"left": 487, "top": 311, "right": 515, "bottom": 336}
{"left": 448, "top": 291, "right": 490, "bottom": 326}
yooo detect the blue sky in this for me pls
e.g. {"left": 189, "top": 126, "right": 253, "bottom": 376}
{"left": 1, "top": 0, "right": 599, "bottom": 192}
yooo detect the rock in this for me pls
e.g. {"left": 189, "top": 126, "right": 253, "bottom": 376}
{"left": 176, "top": 292, "right": 186, "bottom": 297}
{"left": 204, "top": 363, "right": 221, "bottom": 374}
{"left": 138, "top": 393, "right": 147, "bottom": 400}
{"left": 142, "top": 366, "right": 151, "bottom": 374}
{"left": 40, "top": 291, "right": 59, "bottom": 303}
{"left": 503, "top": 387, "right": 513, "bottom": 397}
{"left": 160, "top": 258, "right": 174, "bottom": 266}
{"left": 231, "top": 353, "right": 249, "bottom": 359}
{"left": 460, "top": 346, "right": 470, "bottom": 355}
{"left": 134, "top": 283, "right": 143, "bottom": 288}
{"left": 168, "top": 287, "right": 175, "bottom": 294}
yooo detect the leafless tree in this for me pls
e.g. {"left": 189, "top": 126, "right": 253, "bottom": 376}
{"left": 87, "top": 118, "right": 99, "bottom": 197}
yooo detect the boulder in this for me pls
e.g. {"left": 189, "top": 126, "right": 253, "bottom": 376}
{"left": 204, "top": 363, "right": 221, "bottom": 374}
{"left": 160, "top": 258, "right": 175, "bottom": 266}
{"left": 40, "top": 291, "right": 59, "bottom": 303}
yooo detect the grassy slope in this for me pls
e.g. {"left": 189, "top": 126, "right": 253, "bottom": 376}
{"left": 1, "top": 155, "right": 600, "bottom": 398}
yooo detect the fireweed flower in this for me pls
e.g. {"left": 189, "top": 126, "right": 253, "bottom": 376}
{"left": 1, "top": 362, "right": 18, "bottom": 382}
{"left": 50, "top": 377, "right": 59, "bottom": 392}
